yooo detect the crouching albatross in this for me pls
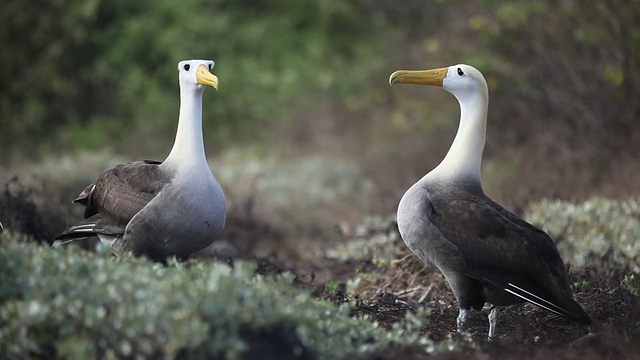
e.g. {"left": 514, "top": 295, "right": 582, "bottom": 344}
{"left": 55, "top": 59, "right": 226, "bottom": 261}
{"left": 389, "top": 64, "right": 591, "bottom": 340}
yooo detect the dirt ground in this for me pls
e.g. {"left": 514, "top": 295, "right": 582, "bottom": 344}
{"left": 241, "top": 217, "right": 640, "bottom": 360}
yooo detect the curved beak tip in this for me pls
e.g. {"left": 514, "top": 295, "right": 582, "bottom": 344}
{"left": 196, "top": 64, "right": 219, "bottom": 90}
{"left": 388, "top": 71, "right": 402, "bottom": 86}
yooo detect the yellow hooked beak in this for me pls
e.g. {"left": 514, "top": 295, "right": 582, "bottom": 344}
{"left": 196, "top": 64, "right": 219, "bottom": 90}
{"left": 389, "top": 67, "right": 448, "bottom": 87}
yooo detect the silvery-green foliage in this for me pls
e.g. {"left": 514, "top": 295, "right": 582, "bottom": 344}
{"left": 622, "top": 272, "right": 640, "bottom": 296}
{"left": 525, "top": 198, "right": 640, "bottom": 268}
{"left": 0, "top": 234, "right": 441, "bottom": 359}
{"left": 326, "top": 215, "right": 399, "bottom": 262}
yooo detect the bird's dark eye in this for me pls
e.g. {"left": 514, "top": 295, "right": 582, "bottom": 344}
{"left": 208, "top": 64, "right": 212, "bottom": 70}
{"left": 184, "top": 64, "right": 191, "bottom": 71}
{"left": 457, "top": 68, "right": 464, "bottom": 76}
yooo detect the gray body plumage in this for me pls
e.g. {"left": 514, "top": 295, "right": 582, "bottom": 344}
{"left": 398, "top": 179, "right": 590, "bottom": 321}
{"left": 58, "top": 159, "right": 225, "bottom": 260}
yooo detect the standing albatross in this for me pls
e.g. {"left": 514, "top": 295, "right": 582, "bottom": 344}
{"left": 389, "top": 64, "right": 591, "bottom": 339}
{"left": 55, "top": 59, "right": 226, "bottom": 261}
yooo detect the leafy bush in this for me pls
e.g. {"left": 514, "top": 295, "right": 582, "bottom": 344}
{"left": 622, "top": 272, "right": 640, "bottom": 296}
{"left": 0, "top": 234, "right": 444, "bottom": 359}
{"left": 525, "top": 198, "right": 640, "bottom": 268}
{"left": 325, "top": 215, "right": 399, "bottom": 263}
{"left": 217, "top": 152, "right": 375, "bottom": 230}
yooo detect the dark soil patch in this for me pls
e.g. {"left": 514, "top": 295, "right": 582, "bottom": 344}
{"left": 238, "top": 322, "right": 315, "bottom": 360}
{"left": 0, "top": 177, "right": 63, "bottom": 241}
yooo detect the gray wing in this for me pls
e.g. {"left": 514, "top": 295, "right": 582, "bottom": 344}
{"left": 428, "top": 190, "right": 590, "bottom": 323}
{"left": 77, "top": 160, "right": 168, "bottom": 222}
{"left": 56, "top": 160, "right": 170, "bottom": 240}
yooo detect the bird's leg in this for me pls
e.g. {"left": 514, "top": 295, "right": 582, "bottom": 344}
{"left": 487, "top": 306, "right": 499, "bottom": 341}
{"left": 456, "top": 308, "right": 470, "bottom": 334}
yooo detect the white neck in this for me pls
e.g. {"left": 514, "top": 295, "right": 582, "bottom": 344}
{"left": 164, "top": 86, "right": 207, "bottom": 168}
{"left": 427, "top": 90, "right": 488, "bottom": 185}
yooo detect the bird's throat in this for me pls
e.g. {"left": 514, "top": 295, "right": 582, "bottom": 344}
{"left": 165, "top": 88, "right": 207, "bottom": 168}
{"left": 429, "top": 93, "right": 488, "bottom": 185}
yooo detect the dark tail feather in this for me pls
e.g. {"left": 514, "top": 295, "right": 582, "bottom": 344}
{"left": 54, "top": 215, "right": 123, "bottom": 248}
{"left": 53, "top": 227, "right": 97, "bottom": 250}
{"left": 54, "top": 226, "right": 97, "bottom": 240}
{"left": 505, "top": 282, "right": 591, "bottom": 325}
{"left": 54, "top": 218, "right": 99, "bottom": 245}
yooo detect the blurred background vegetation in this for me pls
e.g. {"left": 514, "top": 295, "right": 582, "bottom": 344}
{"left": 1, "top": 0, "right": 639, "bottom": 230}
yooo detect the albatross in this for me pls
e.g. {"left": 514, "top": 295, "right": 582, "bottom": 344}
{"left": 55, "top": 59, "right": 226, "bottom": 261}
{"left": 389, "top": 64, "right": 591, "bottom": 339}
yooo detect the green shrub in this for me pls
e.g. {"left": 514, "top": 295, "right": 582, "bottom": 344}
{"left": 525, "top": 198, "right": 640, "bottom": 268}
{"left": 0, "top": 234, "right": 443, "bottom": 359}
{"left": 325, "top": 215, "right": 399, "bottom": 262}
{"left": 622, "top": 272, "right": 640, "bottom": 296}
{"left": 217, "top": 152, "right": 375, "bottom": 230}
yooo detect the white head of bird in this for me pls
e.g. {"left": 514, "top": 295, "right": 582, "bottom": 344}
{"left": 178, "top": 59, "right": 219, "bottom": 92}
{"left": 389, "top": 64, "right": 487, "bottom": 101}
{"left": 389, "top": 64, "right": 489, "bottom": 184}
